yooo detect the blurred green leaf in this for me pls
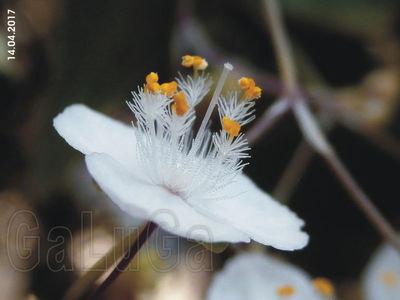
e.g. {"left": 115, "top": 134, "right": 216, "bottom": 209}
{"left": 199, "top": 242, "right": 229, "bottom": 254}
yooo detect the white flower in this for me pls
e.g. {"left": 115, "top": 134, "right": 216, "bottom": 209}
{"left": 53, "top": 57, "right": 308, "bottom": 250}
{"left": 362, "top": 240, "right": 400, "bottom": 300}
{"left": 207, "top": 252, "right": 335, "bottom": 300}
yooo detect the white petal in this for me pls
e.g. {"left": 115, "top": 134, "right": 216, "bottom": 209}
{"left": 85, "top": 152, "right": 250, "bottom": 243}
{"left": 207, "top": 252, "right": 323, "bottom": 300}
{"left": 53, "top": 104, "right": 138, "bottom": 169}
{"left": 188, "top": 174, "right": 308, "bottom": 250}
{"left": 362, "top": 241, "right": 400, "bottom": 300}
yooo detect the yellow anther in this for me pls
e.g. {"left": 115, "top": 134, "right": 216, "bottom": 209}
{"left": 222, "top": 116, "right": 241, "bottom": 137}
{"left": 380, "top": 271, "right": 398, "bottom": 287}
{"left": 244, "top": 86, "right": 262, "bottom": 100}
{"left": 277, "top": 285, "right": 295, "bottom": 297}
{"left": 312, "top": 278, "right": 335, "bottom": 297}
{"left": 146, "top": 72, "right": 159, "bottom": 84}
{"left": 239, "top": 77, "right": 262, "bottom": 100}
{"left": 160, "top": 81, "right": 178, "bottom": 96}
{"left": 144, "top": 72, "right": 178, "bottom": 96}
{"left": 145, "top": 82, "right": 161, "bottom": 94}
{"left": 193, "top": 56, "right": 208, "bottom": 70}
{"left": 182, "top": 55, "right": 195, "bottom": 67}
{"left": 238, "top": 77, "right": 255, "bottom": 89}
{"left": 173, "top": 91, "right": 189, "bottom": 116}
{"left": 144, "top": 72, "right": 161, "bottom": 94}
{"left": 181, "top": 55, "right": 208, "bottom": 70}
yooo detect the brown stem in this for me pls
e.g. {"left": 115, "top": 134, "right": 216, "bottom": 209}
{"left": 309, "top": 88, "right": 400, "bottom": 162}
{"left": 246, "top": 98, "right": 291, "bottom": 145}
{"left": 273, "top": 140, "right": 313, "bottom": 203}
{"left": 274, "top": 111, "right": 336, "bottom": 203}
{"left": 263, "top": 0, "right": 400, "bottom": 252}
{"left": 263, "top": 0, "right": 298, "bottom": 95}
{"left": 323, "top": 152, "right": 400, "bottom": 251}
{"left": 62, "top": 227, "right": 142, "bottom": 300}
{"left": 87, "top": 222, "right": 158, "bottom": 299}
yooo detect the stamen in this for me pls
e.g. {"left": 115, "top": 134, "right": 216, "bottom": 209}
{"left": 244, "top": 86, "right": 262, "bottom": 100}
{"left": 146, "top": 72, "right": 159, "bottom": 84}
{"left": 312, "top": 277, "right": 334, "bottom": 297}
{"left": 238, "top": 77, "right": 262, "bottom": 101}
{"left": 380, "top": 271, "right": 398, "bottom": 287}
{"left": 182, "top": 55, "right": 195, "bottom": 68}
{"left": 131, "top": 58, "right": 255, "bottom": 199}
{"left": 145, "top": 72, "right": 161, "bottom": 94}
{"left": 193, "top": 56, "right": 208, "bottom": 70}
{"left": 222, "top": 116, "right": 241, "bottom": 137}
{"left": 181, "top": 55, "right": 208, "bottom": 71}
{"left": 172, "top": 91, "right": 189, "bottom": 116}
{"left": 146, "top": 81, "right": 161, "bottom": 94}
{"left": 193, "top": 63, "right": 233, "bottom": 148}
{"left": 160, "top": 81, "right": 178, "bottom": 96}
{"left": 144, "top": 72, "right": 178, "bottom": 96}
{"left": 238, "top": 77, "right": 255, "bottom": 89}
{"left": 277, "top": 285, "right": 295, "bottom": 297}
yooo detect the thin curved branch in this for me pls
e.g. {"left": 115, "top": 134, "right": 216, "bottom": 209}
{"left": 263, "top": 0, "right": 400, "bottom": 252}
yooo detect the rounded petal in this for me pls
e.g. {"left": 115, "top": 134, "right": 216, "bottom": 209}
{"left": 362, "top": 241, "right": 400, "bottom": 300}
{"left": 53, "top": 104, "right": 139, "bottom": 169}
{"left": 85, "top": 152, "right": 250, "bottom": 243}
{"left": 207, "top": 253, "right": 323, "bottom": 300}
{"left": 188, "top": 174, "right": 308, "bottom": 250}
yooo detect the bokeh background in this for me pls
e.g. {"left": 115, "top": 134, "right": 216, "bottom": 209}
{"left": 1, "top": 0, "right": 400, "bottom": 299}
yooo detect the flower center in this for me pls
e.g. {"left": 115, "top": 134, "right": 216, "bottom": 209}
{"left": 380, "top": 270, "right": 398, "bottom": 287}
{"left": 276, "top": 284, "right": 295, "bottom": 297}
{"left": 128, "top": 56, "right": 262, "bottom": 199}
{"left": 312, "top": 277, "right": 334, "bottom": 297}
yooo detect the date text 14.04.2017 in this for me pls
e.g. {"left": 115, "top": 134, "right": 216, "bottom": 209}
{"left": 7, "top": 9, "right": 16, "bottom": 60}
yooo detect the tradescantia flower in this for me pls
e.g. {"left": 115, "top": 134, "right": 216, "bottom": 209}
{"left": 207, "top": 252, "right": 335, "bottom": 300}
{"left": 53, "top": 56, "right": 308, "bottom": 250}
{"left": 362, "top": 240, "right": 400, "bottom": 300}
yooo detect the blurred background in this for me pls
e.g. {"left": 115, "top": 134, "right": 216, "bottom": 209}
{"left": 1, "top": 0, "right": 400, "bottom": 299}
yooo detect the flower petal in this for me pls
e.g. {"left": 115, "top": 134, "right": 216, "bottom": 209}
{"left": 53, "top": 104, "right": 138, "bottom": 169}
{"left": 207, "top": 253, "right": 323, "bottom": 300}
{"left": 362, "top": 241, "right": 400, "bottom": 300}
{"left": 85, "top": 152, "right": 250, "bottom": 243}
{"left": 188, "top": 174, "right": 308, "bottom": 250}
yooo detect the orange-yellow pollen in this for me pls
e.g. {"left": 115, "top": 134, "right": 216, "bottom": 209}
{"left": 160, "top": 81, "right": 178, "bottom": 96}
{"left": 172, "top": 91, "right": 189, "bottom": 116}
{"left": 380, "top": 271, "right": 398, "bottom": 287}
{"left": 244, "top": 86, "right": 262, "bottom": 100}
{"left": 222, "top": 116, "right": 241, "bottom": 137}
{"left": 277, "top": 285, "right": 295, "bottom": 297}
{"left": 146, "top": 72, "right": 159, "bottom": 84}
{"left": 145, "top": 73, "right": 178, "bottom": 96}
{"left": 239, "top": 77, "right": 262, "bottom": 100}
{"left": 182, "top": 55, "right": 195, "bottom": 67}
{"left": 145, "top": 72, "right": 160, "bottom": 93}
{"left": 146, "top": 81, "right": 161, "bottom": 93}
{"left": 312, "top": 277, "right": 335, "bottom": 297}
{"left": 238, "top": 77, "right": 255, "bottom": 89}
{"left": 181, "top": 55, "right": 208, "bottom": 70}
